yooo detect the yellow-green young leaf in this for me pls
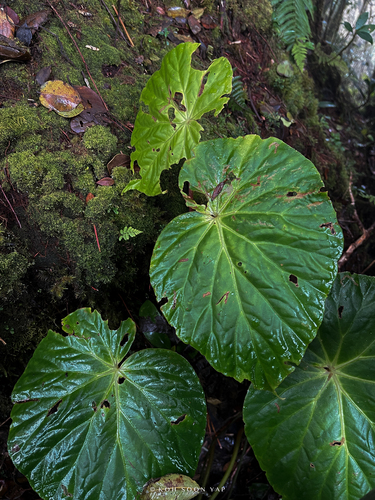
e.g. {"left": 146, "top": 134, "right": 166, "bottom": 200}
{"left": 140, "top": 474, "right": 203, "bottom": 500}
{"left": 124, "top": 42, "right": 232, "bottom": 197}
{"left": 244, "top": 273, "right": 375, "bottom": 500}
{"left": 39, "top": 80, "right": 84, "bottom": 118}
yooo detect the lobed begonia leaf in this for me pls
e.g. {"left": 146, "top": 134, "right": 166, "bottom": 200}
{"left": 244, "top": 273, "right": 375, "bottom": 500}
{"left": 124, "top": 42, "right": 232, "bottom": 197}
{"left": 150, "top": 136, "right": 343, "bottom": 391}
{"left": 8, "top": 308, "right": 206, "bottom": 500}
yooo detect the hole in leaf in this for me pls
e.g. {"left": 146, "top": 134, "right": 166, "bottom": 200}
{"left": 198, "top": 73, "right": 209, "bottom": 97}
{"left": 120, "top": 334, "right": 129, "bottom": 346}
{"left": 286, "top": 191, "right": 297, "bottom": 197}
{"left": 168, "top": 107, "right": 175, "bottom": 121}
{"left": 310, "top": 463, "right": 315, "bottom": 468}
{"left": 92, "top": 401, "right": 97, "bottom": 412}
{"left": 320, "top": 187, "right": 328, "bottom": 192}
{"left": 118, "top": 355, "right": 127, "bottom": 368}
{"left": 65, "top": 372, "right": 68, "bottom": 377}
{"left": 330, "top": 437, "right": 345, "bottom": 446}
{"left": 171, "top": 413, "right": 186, "bottom": 425}
{"left": 238, "top": 262, "right": 242, "bottom": 267}
{"left": 338, "top": 305, "right": 344, "bottom": 319}
{"left": 47, "top": 399, "right": 62, "bottom": 417}
{"left": 173, "top": 92, "right": 186, "bottom": 111}
{"left": 118, "top": 377, "right": 125, "bottom": 384}
{"left": 100, "top": 399, "right": 110, "bottom": 409}
{"left": 289, "top": 274, "right": 298, "bottom": 286}
{"left": 319, "top": 222, "right": 336, "bottom": 235}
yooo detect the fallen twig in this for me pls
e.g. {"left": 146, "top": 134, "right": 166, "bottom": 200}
{"left": 99, "top": 0, "right": 130, "bottom": 46}
{"left": 0, "top": 184, "right": 21, "bottom": 228}
{"left": 93, "top": 224, "right": 101, "bottom": 252}
{"left": 338, "top": 173, "right": 375, "bottom": 269}
{"left": 112, "top": 4, "right": 134, "bottom": 47}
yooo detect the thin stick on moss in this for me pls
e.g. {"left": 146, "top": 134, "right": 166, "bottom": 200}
{"left": 0, "top": 184, "right": 21, "bottom": 228}
{"left": 93, "top": 224, "right": 101, "bottom": 252}
{"left": 45, "top": 0, "right": 108, "bottom": 112}
{"left": 112, "top": 4, "right": 134, "bottom": 47}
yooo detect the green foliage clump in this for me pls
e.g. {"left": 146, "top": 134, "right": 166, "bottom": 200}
{"left": 267, "top": 63, "right": 319, "bottom": 122}
{"left": 224, "top": 0, "right": 273, "bottom": 32}
{"left": 0, "top": 250, "right": 30, "bottom": 299}
{"left": 83, "top": 125, "right": 118, "bottom": 163}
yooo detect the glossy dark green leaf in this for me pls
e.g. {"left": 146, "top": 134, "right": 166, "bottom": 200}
{"left": 139, "top": 300, "right": 172, "bottom": 349}
{"left": 244, "top": 273, "right": 375, "bottom": 499}
{"left": 356, "top": 12, "right": 369, "bottom": 31}
{"left": 344, "top": 21, "right": 353, "bottom": 32}
{"left": 150, "top": 136, "right": 343, "bottom": 390}
{"left": 124, "top": 42, "right": 232, "bottom": 196}
{"left": 8, "top": 308, "right": 206, "bottom": 500}
{"left": 357, "top": 30, "right": 373, "bottom": 43}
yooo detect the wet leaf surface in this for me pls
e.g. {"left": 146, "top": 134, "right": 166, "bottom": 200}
{"left": 8, "top": 309, "right": 206, "bottom": 500}
{"left": 0, "top": 33, "right": 30, "bottom": 61}
{"left": 244, "top": 273, "right": 375, "bottom": 500}
{"left": 39, "top": 80, "right": 84, "bottom": 118}
{"left": 150, "top": 136, "right": 343, "bottom": 390}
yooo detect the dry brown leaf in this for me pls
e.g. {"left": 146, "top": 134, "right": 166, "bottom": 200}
{"left": 96, "top": 177, "right": 114, "bottom": 186}
{"left": 85, "top": 193, "right": 95, "bottom": 204}
{"left": 0, "top": 9, "right": 15, "bottom": 38}
{"left": 107, "top": 154, "right": 130, "bottom": 174}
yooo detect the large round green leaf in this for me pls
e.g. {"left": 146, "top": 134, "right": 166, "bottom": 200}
{"left": 8, "top": 308, "right": 206, "bottom": 500}
{"left": 243, "top": 273, "right": 375, "bottom": 500}
{"left": 150, "top": 136, "right": 343, "bottom": 390}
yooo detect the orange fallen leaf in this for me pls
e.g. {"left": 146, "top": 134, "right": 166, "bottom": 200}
{"left": 85, "top": 193, "right": 95, "bottom": 203}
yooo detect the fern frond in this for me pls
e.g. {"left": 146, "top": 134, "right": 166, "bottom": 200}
{"left": 230, "top": 76, "right": 247, "bottom": 109}
{"left": 119, "top": 226, "right": 143, "bottom": 241}
{"left": 272, "top": 0, "right": 313, "bottom": 46}
{"left": 291, "top": 40, "right": 308, "bottom": 71}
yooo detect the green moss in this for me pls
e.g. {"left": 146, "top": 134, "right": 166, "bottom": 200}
{"left": 0, "top": 251, "right": 30, "bottom": 299}
{"left": 83, "top": 125, "right": 118, "bottom": 163}
{"left": 266, "top": 63, "right": 319, "bottom": 121}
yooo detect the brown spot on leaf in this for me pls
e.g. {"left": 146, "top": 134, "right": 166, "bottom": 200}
{"left": 178, "top": 258, "right": 189, "bottom": 262}
{"left": 250, "top": 176, "right": 261, "bottom": 187}
{"left": 269, "top": 141, "right": 280, "bottom": 153}
{"left": 216, "top": 291, "right": 230, "bottom": 305}
{"left": 330, "top": 437, "right": 345, "bottom": 446}
{"left": 100, "top": 399, "right": 110, "bottom": 409}
{"left": 320, "top": 222, "right": 336, "bottom": 235}
{"left": 338, "top": 306, "right": 344, "bottom": 319}
{"left": 203, "top": 292, "right": 211, "bottom": 297}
